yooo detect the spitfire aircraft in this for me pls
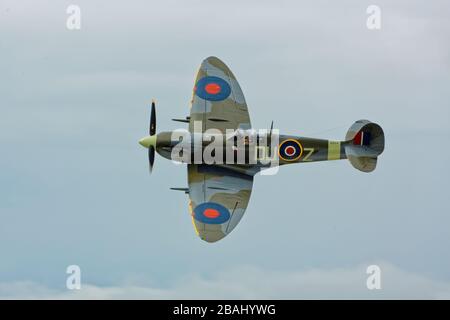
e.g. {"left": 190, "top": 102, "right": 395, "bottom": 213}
{"left": 139, "top": 56, "right": 385, "bottom": 243}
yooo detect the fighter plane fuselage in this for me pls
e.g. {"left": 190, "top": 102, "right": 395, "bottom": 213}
{"left": 147, "top": 131, "right": 347, "bottom": 168}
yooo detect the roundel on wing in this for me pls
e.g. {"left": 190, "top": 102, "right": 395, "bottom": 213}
{"left": 278, "top": 139, "right": 303, "bottom": 161}
{"left": 193, "top": 202, "right": 231, "bottom": 224}
{"left": 194, "top": 76, "right": 231, "bottom": 101}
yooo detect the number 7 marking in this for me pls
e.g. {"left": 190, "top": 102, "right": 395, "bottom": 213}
{"left": 302, "top": 148, "right": 314, "bottom": 161}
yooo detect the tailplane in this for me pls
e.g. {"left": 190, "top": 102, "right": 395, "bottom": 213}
{"left": 344, "top": 120, "right": 385, "bottom": 172}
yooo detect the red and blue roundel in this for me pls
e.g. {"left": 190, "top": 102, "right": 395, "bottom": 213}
{"left": 193, "top": 202, "right": 231, "bottom": 224}
{"left": 278, "top": 139, "right": 303, "bottom": 161}
{"left": 194, "top": 76, "right": 231, "bottom": 101}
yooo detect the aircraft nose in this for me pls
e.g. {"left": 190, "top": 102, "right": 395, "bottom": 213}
{"left": 139, "top": 135, "right": 156, "bottom": 148}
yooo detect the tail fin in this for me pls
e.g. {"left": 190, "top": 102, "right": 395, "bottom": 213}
{"left": 344, "top": 120, "right": 385, "bottom": 172}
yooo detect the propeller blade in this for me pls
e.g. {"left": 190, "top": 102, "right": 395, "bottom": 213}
{"left": 148, "top": 146, "right": 155, "bottom": 173}
{"left": 150, "top": 100, "right": 156, "bottom": 136}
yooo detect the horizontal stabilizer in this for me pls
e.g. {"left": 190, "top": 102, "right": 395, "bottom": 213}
{"left": 344, "top": 145, "right": 379, "bottom": 158}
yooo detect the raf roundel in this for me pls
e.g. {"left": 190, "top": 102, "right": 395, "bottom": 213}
{"left": 284, "top": 146, "right": 296, "bottom": 156}
{"left": 278, "top": 139, "right": 303, "bottom": 161}
{"left": 194, "top": 76, "right": 231, "bottom": 101}
{"left": 193, "top": 202, "right": 231, "bottom": 224}
{"left": 205, "top": 83, "right": 221, "bottom": 95}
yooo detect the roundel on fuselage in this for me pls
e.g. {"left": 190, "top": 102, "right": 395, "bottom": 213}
{"left": 278, "top": 139, "right": 303, "bottom": 161}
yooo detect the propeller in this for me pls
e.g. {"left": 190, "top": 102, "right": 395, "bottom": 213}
{"left": 148, "top": 100, "right": 156, "bottom": 172}
{"left": 150, "top": 100, "right": 156, "bottom": 136}
{"left": 148, "top": 145, "right": 155, "bottom": 173}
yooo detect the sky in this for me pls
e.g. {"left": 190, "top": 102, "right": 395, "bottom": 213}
{"left": 0, "top": 0, "right": 449, "bottom": 299}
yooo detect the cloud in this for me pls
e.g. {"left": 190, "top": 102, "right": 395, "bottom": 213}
{"left": 1, "top": 262, "right": 450, "bottom": 299}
